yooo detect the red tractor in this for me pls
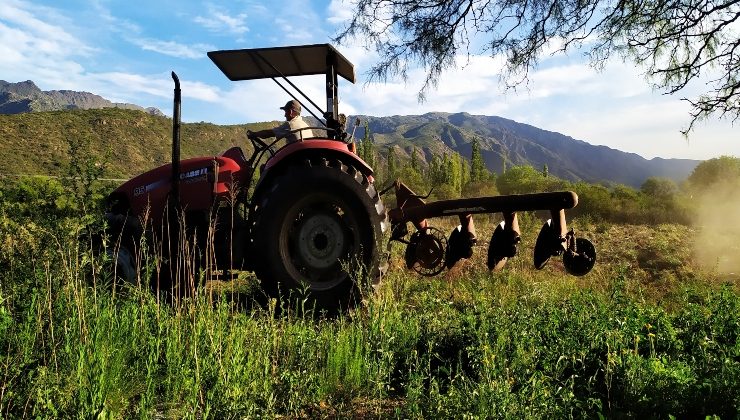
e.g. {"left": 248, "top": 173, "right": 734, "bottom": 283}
{"left": 105, "top": 44, "right": 596, "bottom": 311}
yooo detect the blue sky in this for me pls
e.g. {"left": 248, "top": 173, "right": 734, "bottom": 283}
{"left": 1, "top": 0, "right": 737, "bottom": 160}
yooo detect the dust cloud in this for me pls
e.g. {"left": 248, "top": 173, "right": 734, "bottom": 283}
{"left": 693, "top": 181, "right": 740, "bottom": 274}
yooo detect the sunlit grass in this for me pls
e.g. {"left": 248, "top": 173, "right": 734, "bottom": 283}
{"left": 1, "top": 196, "right": 738, "bottom": 418}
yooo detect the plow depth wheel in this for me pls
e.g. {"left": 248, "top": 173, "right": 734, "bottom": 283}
{"left": 251, "top": 159, "right": 386, "bottom": 312}
{"left": 405, "top": 227, "right": 447, "bottom": 276}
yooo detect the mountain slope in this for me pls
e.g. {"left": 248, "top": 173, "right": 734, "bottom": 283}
{"left": 356, "top": 112, "right": 699, "bottom": 187}
{"left": 0, "top": 108, "right": 699, "bottom": 187}
{"left": 0, "top": 108, "right": 274, "bottom": 179}
{"left": 0, "top": 80, "right": 163, "bottom": 116}
{"left": 0, "top": 80, "right": 700, "bottom": 187}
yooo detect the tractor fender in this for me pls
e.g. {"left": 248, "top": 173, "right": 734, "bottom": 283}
{"left": 252, "top": 140, "right": 375, "bottom": 200}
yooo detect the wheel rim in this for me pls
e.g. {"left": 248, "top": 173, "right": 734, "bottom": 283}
{"left": 297, "top": 212, "right": 346, "bottom": 269}
{"left": 280, "top": 194, "right": 362, "bottom": 291}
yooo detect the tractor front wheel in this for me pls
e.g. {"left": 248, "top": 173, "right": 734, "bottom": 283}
{"left": 251, "top": 159, "right": 386, "bottom": 312}
{"left": 104, "top": 213, "right": 143, "bottom": 288}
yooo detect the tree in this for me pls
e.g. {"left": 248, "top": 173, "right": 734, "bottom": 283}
{"left": 427, "top": 152, "right": 465, "bottom": 198}
{"left": 336, "top": 0, "right": 740, "bottom": 130}
{"left": 446, "top": 152, "right": 463, "bottom": 195}
{"left": 410, "top": 146, "right": 421, "bottom": 173}
{"left": 386, "top": 147, "right": 398, "bottom": 182}
{"left": 496, "top": 165, "right": 549, "bottom": 194}
{"left": 496, "top": 165, "right": 564, "bottom": 194}
{"left": 359, "top": 121, "right": 376, "bottom": 168}
{"left": 641, "top": 177, "right": 678, "bottom": 200}
{"left": 686, "top": 155, "right": 740, "bottom": 190}
{"left": 470, "top": 138, "right": 487, "bottom": 182}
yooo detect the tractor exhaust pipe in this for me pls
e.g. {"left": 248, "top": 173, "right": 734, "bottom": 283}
{"left": 171, "top": 71, "right": 181, "bottom": 208}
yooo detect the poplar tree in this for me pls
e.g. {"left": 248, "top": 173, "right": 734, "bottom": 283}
{"left": 386, "top": 147, "right": 398, "bottom": 181}
{"left": 410, "top": 146, "right": 420, "bottom": 173}
{"left": 470, "top": 138, "right": 487, "bottom": 182}
{"left": 359, "top": 121, "right": 376, "bottom": 168}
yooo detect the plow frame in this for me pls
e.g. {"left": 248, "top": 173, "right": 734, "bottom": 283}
{"left": 385, "top": 181, "right": 596, "bottom": 276}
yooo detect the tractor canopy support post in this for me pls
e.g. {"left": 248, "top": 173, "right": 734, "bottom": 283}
{"left": 324, "top": 49, "right": 343, "bottom": 140}
{"left": 325, "top": 49, "right": 338, "bottom": 123}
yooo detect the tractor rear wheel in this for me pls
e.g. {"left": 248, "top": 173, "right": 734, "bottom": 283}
{"left": 251, "top": 158, "right": 387, "bottom": 312}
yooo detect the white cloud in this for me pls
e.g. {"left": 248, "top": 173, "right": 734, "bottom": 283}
{"left": 85, "top": 72, "right": 221, "bottom": 105}
{"left": 516, "top": 84, "right": 740, "bottom": 160}
{"left": 89, "top": 0, "right": 141, "bottom": 34}
{"left": 0, "top": 1, "right": 92, "bottom": 59}
{"left": 194, "top": 5, "right": 249, "bottom": 36}
{"left": 181, "top": 80, "right": 222, "bottom": 102}
{"left": 0, "top": 2, "right": 91, "bottom": 89}
{"left": 327, "top": 0, "right": 353, "bottom": 25}
{"left": 339, "top": 53, "right": 509, "bottom": 117}
{"left": 131, "top": 38, "right": 215, "bottom": 59}
{"left": 89, "top": 72, "right": 173, "bottom": 100}
{"left": 216, "top": 74, "right": 329, "bottom": 122}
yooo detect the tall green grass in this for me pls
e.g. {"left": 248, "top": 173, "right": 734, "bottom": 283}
{"left": 1, "top": 177, "right": 738, "bottom": 418}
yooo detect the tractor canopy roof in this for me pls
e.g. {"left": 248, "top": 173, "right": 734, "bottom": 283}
{"left": 207, "top": 44, "right": 355, "bottom": 83}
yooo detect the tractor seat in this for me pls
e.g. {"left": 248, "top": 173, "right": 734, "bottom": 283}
{"left": 290, "top": 126, "right": 332, "bottom": 141}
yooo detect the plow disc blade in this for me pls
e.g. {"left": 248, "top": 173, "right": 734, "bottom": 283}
{"left": 533, "top": 219, "right": 563, "bottom": 270}
{"left": 487, "top": 221, "right": 520, "bottom": 271}
{"left": 446, "top": 225, "right": 475, "bottom": 269}
{"left": 563, "top": 238, "right": 596, "bottom": 276}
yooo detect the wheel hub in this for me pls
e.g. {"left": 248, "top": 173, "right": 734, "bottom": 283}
{"left": 297, "top": 213, "right": 345, "bottom": 269}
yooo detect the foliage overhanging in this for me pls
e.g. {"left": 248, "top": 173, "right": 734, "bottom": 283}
{"left": 335, "top": 0, "right": 740, "bottom": 132}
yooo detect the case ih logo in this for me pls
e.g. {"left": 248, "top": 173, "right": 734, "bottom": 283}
{"left": 132, "top": 168, "right": 209, "bottom": 197}
{"left": 181, "top": 168, "right": 208, "bottom": 181}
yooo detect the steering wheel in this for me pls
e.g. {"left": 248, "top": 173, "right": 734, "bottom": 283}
{"left": 247, "top": 131, "right": 276, "bottom": 157}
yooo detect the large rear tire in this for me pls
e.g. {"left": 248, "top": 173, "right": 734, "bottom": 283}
{"left": 251, "top": 158, "right": 387, "bottom": 312}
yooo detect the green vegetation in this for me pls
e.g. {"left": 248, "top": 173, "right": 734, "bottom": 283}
{"left": 1, "top": 155, "right": 739, "bottom": 418}
{"left": 364, "top": 131, "right": 736, "bottom": 227}
{"left": 0, "top": 108, "right": 275, "bottom": 179}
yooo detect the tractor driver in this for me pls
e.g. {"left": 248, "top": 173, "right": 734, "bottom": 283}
{"left": 247, "top": 99, "right": 316, "bottom": 144}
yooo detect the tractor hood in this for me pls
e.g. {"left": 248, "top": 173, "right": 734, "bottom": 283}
{"left": 207, "top": 44, "right": 355, "bottom": 83}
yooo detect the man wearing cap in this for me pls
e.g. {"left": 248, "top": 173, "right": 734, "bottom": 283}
{"left": 247, "top": 99, "right": 316, "bottom": 144}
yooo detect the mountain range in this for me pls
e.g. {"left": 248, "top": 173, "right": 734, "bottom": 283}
{"left": 0, "top": 80, "right": 699, "bottom": 187}
{"left": 0, "top": 80, "right": 163, "bottom": 116}
{"left": 355, "top": 113, "right": 699, "bottom": 187}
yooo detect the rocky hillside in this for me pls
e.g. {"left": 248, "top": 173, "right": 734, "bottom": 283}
{"left": 0, "top": 80, "right": 163, "bottom": 116}
{"left": 355, "top": 112, "right": 699, "bottom": 187}
{"left": 0, "top": 80, "right": 700, "bottom": 187}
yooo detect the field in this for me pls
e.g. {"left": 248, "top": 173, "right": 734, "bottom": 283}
{"left": 1, "top": 176, "right": 739, "bottom": 419}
